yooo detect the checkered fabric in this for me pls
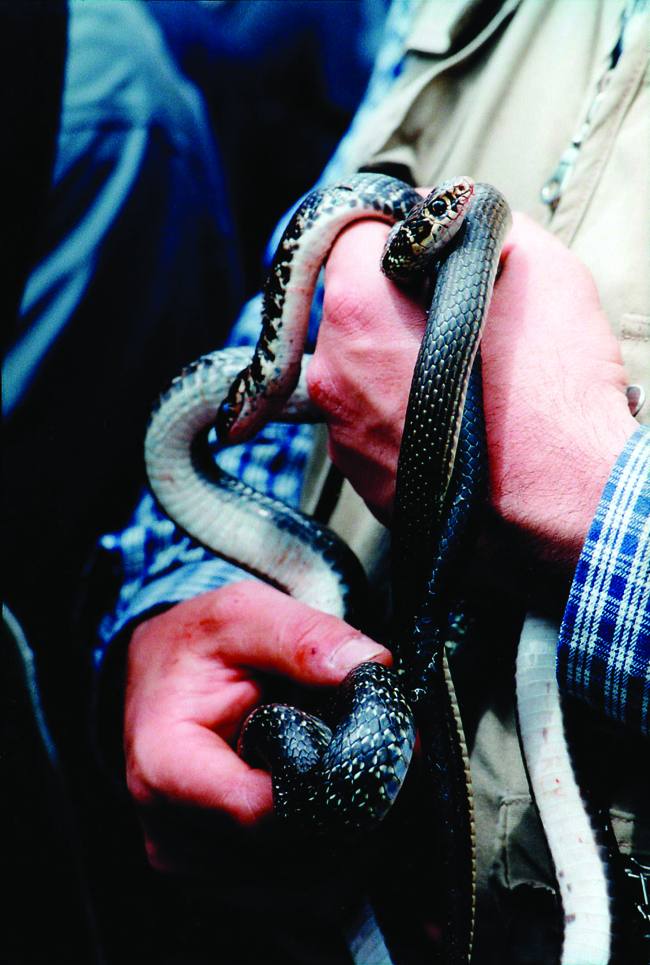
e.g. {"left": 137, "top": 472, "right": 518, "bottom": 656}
{"left": 557, "top": 426, "right": 650, "bottom": 736}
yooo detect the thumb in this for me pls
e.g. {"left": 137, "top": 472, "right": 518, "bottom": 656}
{"left": 125, "top": 582, "right": 391, "bottom": 836}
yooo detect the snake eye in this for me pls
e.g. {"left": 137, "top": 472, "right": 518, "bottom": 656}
{"left": 430, "top": 198, "right": 449, "bottom": 219}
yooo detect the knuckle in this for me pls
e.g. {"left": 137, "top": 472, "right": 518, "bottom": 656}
{"left": 125, "top": 754, "right": 155, "bottom": 808}
{"left": 124, "top": 730, "right": 170, "bottom": 809}
{"left": 306, "top": 351, "right": 352, "bottom": 425}
{"left": 304, "top": 352, "right": 330, "bottom": 402}
{"left": 283, "top": 606, "right": 342, "bottom": 676}
{"left": 143, "top": 835, "right": 179, "bottom": 876}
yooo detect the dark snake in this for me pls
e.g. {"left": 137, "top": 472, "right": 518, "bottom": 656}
{"left": 145, "top": 173, "right": 613, "bottom": 963}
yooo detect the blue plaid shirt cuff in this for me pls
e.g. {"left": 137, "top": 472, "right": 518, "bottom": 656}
{"left": 557, "top": 426, "right": 650, "bottom": 736}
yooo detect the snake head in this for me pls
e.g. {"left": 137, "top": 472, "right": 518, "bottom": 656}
{"left": 217, "top": 366, "right": 286, "bottom": 446}
{"left": 216, "top": 372, "right": 248, "bottom": 444}
{"left": 381, "top": 176, "right": 475, "bottom": 282}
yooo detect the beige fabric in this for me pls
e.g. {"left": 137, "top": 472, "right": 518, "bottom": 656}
{"left": 302, "top": 2, "right": 649, "bottom": 960}
{"left": 357, "top": 0, "right": 650, "bottom": 411}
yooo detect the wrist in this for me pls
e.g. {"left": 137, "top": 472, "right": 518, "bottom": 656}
{"left": 477, "top": 389, "right": 638, "bottom": 610}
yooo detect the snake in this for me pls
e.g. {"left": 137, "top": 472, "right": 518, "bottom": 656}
{"left": 144, "top": 172, "right": 613, "bottom": 963}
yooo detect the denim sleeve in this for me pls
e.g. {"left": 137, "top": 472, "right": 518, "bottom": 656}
{"left": 4, "top": 0, "right": 241, "bottom": 418}
{"left": 557, "top": 426, "right": 650, "bottom": 736}
{"left": 87, "top": 0, "right": 423, "bottom": 676}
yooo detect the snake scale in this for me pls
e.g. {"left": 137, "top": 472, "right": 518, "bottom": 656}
{"left": 145, "top": 173, "right": 612, "bottom": 963}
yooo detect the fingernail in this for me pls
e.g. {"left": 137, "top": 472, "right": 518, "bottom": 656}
{"left": 329, "top": 637, "right": 388, "bottom": 672}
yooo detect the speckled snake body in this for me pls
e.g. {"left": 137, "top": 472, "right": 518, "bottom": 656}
{"left": 145, "top": 173, "right": 611, "bottom": 963}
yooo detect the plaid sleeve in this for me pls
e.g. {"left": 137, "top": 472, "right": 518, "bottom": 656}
{"left": 557, "top": 426, "right": 650, "bottom": 736}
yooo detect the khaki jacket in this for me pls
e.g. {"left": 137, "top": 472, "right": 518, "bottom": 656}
{"left": 351, "top": 0, "right": 649, "bottom": 408}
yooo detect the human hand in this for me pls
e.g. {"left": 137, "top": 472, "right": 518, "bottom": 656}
{"left": 306, "top": 216, "right": 422, "bottom": 528}
{"left": 307, "top": 209, "right": 637, "bottom": 602}
{"left": 123, "top": 580, "right": 390, "bottom": 895}
{"left": 467, "top": 212, "right": 636, "bottom": 599}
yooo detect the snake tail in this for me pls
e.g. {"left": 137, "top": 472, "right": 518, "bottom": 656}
{"left": 516, "top": 613, "right": 611, "bottom": 964}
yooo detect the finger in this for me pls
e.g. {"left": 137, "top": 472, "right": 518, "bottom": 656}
{"left": 322, "top": 218, "right": 427, "bottom": 344}
{"left": 127, "top": 715, "right": 274, "bottom": 822}
{"left": 308, "top": 218, "right": 425, "bottom": 445}
{"left": 141, "top": 582, "right": 393, "bottom": 689}
{"left": 128, "top": 731, "right": 276, "bottom": 873}
{"left": 202, "top": 581, "right": 392, "bottom": 686}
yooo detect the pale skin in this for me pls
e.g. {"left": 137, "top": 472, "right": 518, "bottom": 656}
{"left": 124, "top": 209, "right": 637, "bottom": 881}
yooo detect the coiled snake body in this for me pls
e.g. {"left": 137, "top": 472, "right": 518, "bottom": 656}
{"left": 145, "top": 173, "right": 611, "bottom": 963}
